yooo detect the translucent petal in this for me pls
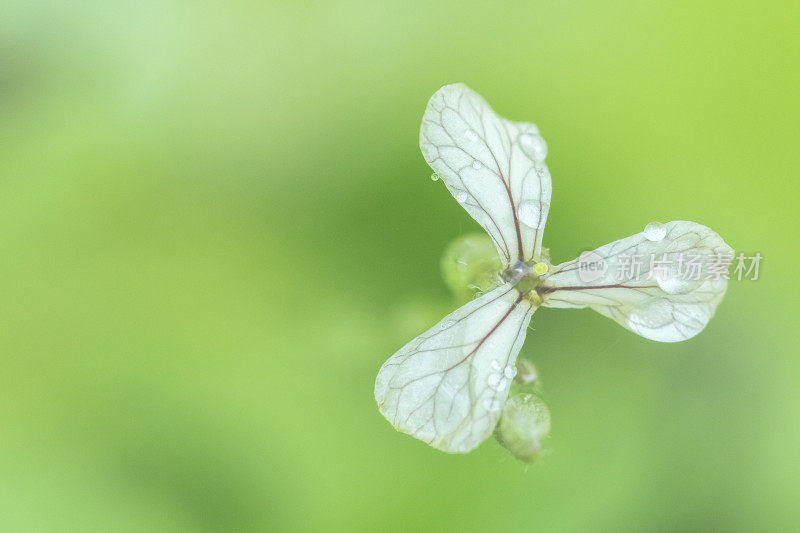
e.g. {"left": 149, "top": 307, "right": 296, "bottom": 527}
{"left": 375, "top": 284, "right": 535, "bottom": 452}
{"left": 420, "top": 83, "right": 552, "bottom": 266}
{"left": 540, "top": 221, "right": 733, "bottom": 342}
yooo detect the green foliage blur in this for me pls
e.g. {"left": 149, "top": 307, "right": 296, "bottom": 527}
{"left": 2, "top": 1, "right": 799, "bottom": 531}
{"left": 440, "top": 233, "right": 503, "bottom": 304}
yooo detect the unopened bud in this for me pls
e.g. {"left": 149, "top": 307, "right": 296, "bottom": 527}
{"left": 494, "top": 385, "right": 551, "bottom": 463}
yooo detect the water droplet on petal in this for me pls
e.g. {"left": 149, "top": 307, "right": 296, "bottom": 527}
{"left": 656, "top": 274, "right": 698, "bottom": 294}
{"left": 464, "top": 129, "right": 478, "bottom": 141}
{"left": 503, "top": 365, "right": 517, "bottom": 379}
{"left": 643, "top": 221, "right": 666, "bottom": 241}
{"left": 471, "top": 160, "right": 482, "bottom": 169}
{"left": 487, "top": 373, "right": 502, "bottom": 388}
{"left": 654, "top": 257, "right": 704, "bottom": 294}
{"left": 430, "top": 172, "right": 439, "bottom": 181}
{"left": 455, "top": 191, "right": 468, "bottom": 203}
{"left": 519, "top": 133, "right": 547, "bottom": 162}
{"left": 490, "top": 360, "right": 502, "bottom": 371}
{"left": 440, "top": 319, "right": 456, "bottom": 329}
{"left": 495, "top": 377, "right": 508, "bottom": 391}
{"left": 518, "top": 201, "right": 543, "bottom": 228}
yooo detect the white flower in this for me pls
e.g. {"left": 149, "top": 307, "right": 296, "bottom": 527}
{"left": 374, "top": 83, "right": 733, "bottom": 454}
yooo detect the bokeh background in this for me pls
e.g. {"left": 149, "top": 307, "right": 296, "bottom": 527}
{"left": 2, "top": 1, "right": 799, "bottom": 531}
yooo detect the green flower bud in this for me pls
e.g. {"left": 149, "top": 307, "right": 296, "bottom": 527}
{"left": 440, "top": 233, "right": 503, "bottom": 304}
{"left": 494, "top": 384, "right": 551, "bottom": 464}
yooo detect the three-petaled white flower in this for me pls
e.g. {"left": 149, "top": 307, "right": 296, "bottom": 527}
{"left": 375, "top": 83, "right": 733, "bottom": 454}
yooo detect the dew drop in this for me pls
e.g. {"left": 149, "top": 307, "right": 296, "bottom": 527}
{"left": 653, "top": 255, "right": 703, "bottom": 295}
{"left": 464, "top": 129, "right": 478, "bottom": 141}
{"left": 643, "top": 221, "right": 666, "bottom": 241}
{"left": 656, "top": 273, "right": 701, "bottom": 295}
{"left": 471, "top": 160, "right": 482, "bottom": 169}
{"left": 490, "top": 359, "right": 502, "bottom": 371}
{"left": 503, "top": 365, "right": 517, "bottom": 379}
{"left": 487, "top": 373, "right": 502, "bottom": 388}
{"left": 517, "top": 201, "right": 543, "bottom": 228}
{"left": 455, "top": 191, "right": 468, "bottom": 203}
{"left": 430, "top": 172, "right": 439, "bottom": 182}
{"left": 440, "top": 319, "right": 456, "bottom": 329}
{"left": 519, "top": 133, "right": 547, "bottom": 162}
{"left": 494, "top": 378, "right": 508, "bottom": 391}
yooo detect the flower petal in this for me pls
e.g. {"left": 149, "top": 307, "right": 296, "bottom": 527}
{"left": 375, "top": 284, "right": 535, "bottom": 452}
{"left": 420, "top": 83, "right": 552, "bottom": 266}
{"left": 540, "top": 221, "right": 733, "bottom": 342}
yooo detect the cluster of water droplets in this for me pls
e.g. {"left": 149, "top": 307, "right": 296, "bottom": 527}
{"left": 641, "top": 222, "right": 707, "bottom": 294}
{"left": 622, "top": 223, "right": 673, "bottom": 329}
{"left": 486, "top": 359, "right": 517, "bottom": 394}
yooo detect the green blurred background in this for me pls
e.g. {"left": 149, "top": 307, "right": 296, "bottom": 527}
{"left": 2, "top": 1, "right": 798, "bottom": 531}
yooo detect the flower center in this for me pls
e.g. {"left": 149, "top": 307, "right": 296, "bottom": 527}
{"left": 506, "top": 260, "right": 530, "bottom": 284}
{"left": 503, "top": 260, "right": 550, "bottom": 295}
